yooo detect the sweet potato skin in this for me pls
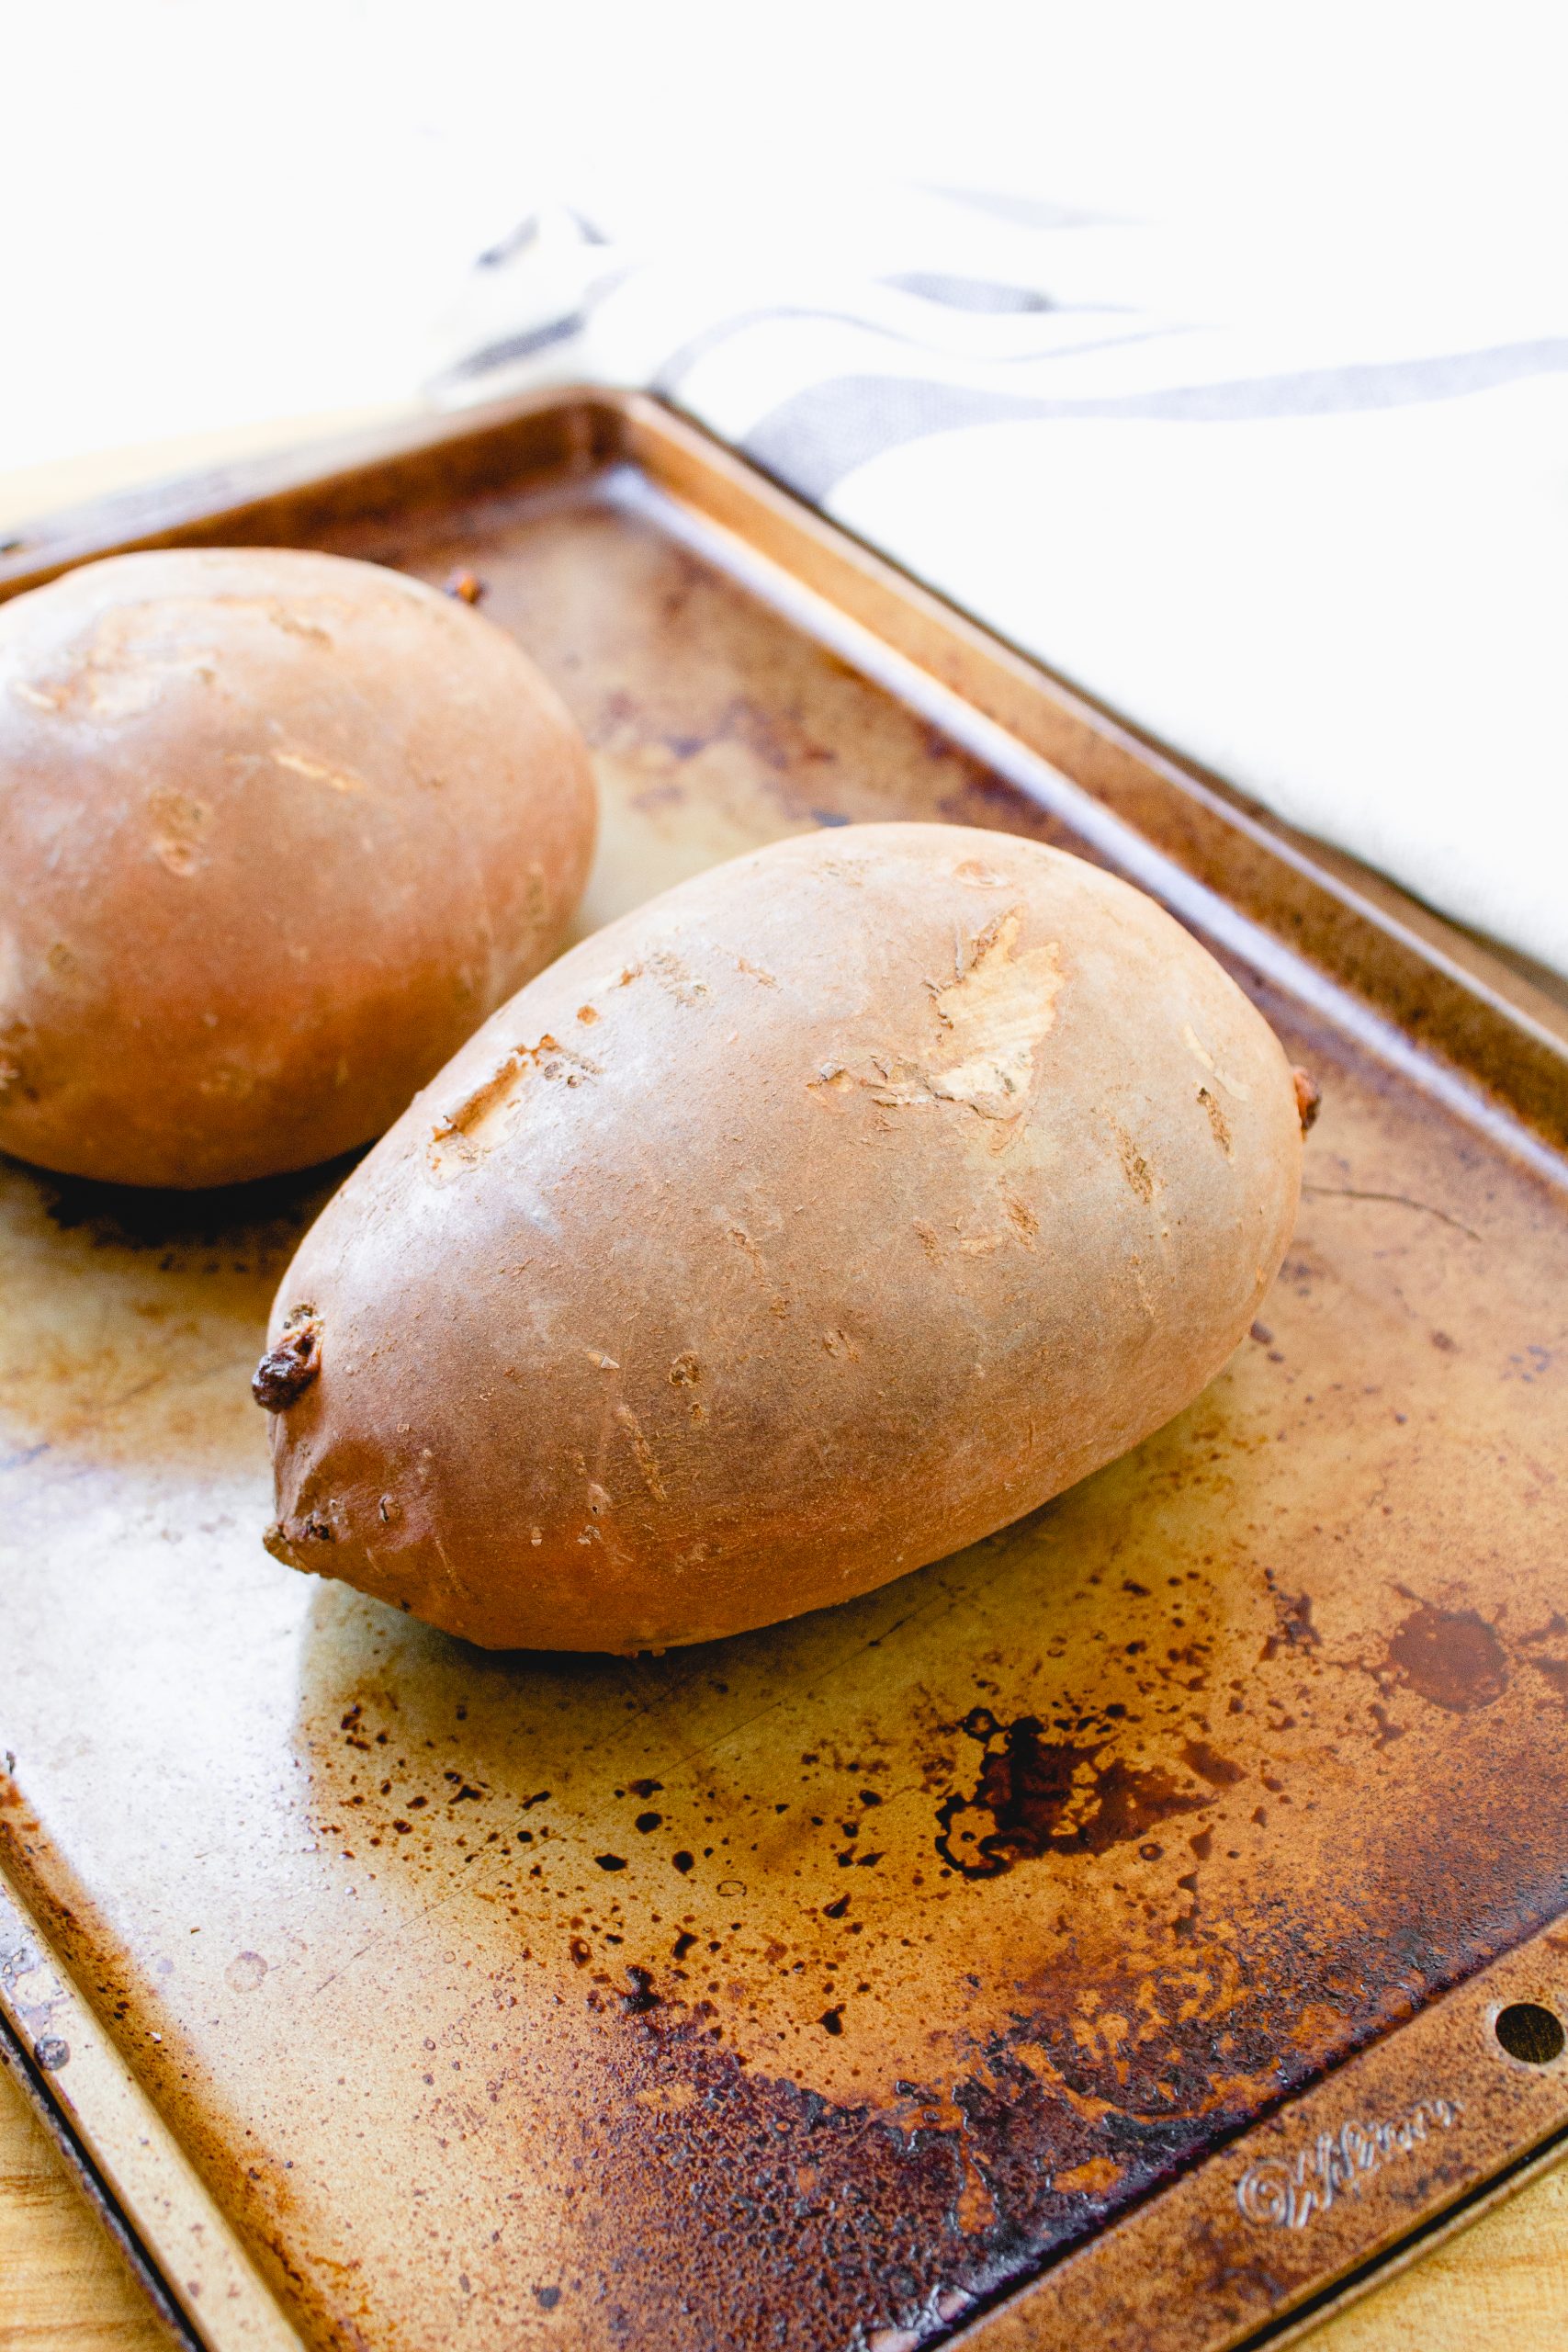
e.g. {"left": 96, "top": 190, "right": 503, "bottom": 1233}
{"left": 0, "top": 547, "right": 595, "bottom": 1186}
{"left": 263, "top": 822, "right": 1303, "bottom": 1650}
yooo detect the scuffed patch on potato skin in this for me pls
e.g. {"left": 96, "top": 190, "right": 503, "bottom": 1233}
{"left": 426, "top": 1036, "right": 599, "bottom": 1182}
{"left": 812, "top": 909, "right": 1063, "bottom": 1125}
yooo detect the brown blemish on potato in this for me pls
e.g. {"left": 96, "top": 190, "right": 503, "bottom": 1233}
{"left": 577, "top": 1004, "right": 600, "bottom": 1025}
{"left": 148, "top": 788, "right": 211, "bottom": 876}
{"left": 1197, "top": 1086, "right": 1233, "bottom": 1159}
{"left": 734, "top": 956, "right": 778, "bottom": 987}
{"left": 1003, "top": 1193, "right": 1040, "bottom": 1245}
{"left": 668, "top": 1352, "right": 705, "bottom": 1424}
{"left": 252, "top": 1307, "right": 322, "bottom": 1412}
{"left": 646, "top": 950, "right": 708, "bottom": 1007}
{"left": 1111, "top": 1122, "right": 1156, "bottom": 1204}
{"left": 728, "top": 1227, "right": 767, "bottom": 1280}
{"left": 615, "top": 1404, "right": 668, "bottom": 1503}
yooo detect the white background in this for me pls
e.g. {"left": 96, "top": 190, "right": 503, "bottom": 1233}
{"left": 4, "top": 2, "right": 1564, "bottom": 472}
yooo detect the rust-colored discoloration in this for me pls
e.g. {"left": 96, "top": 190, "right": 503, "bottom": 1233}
{"left": 251, "top": 1307, "right": 322, "bottom": 1412}
{"left": 1386, "top": 1600, "right": 1510, "bottom": 1713}
{"left": 1, "top": 424, "right": 1566, "bottom": 2352}
{"left": 933, "top": 1709, "right": 1216, "bottom": 1877}
{"left": 1293, "top": 1065, "right": 1322, "bottom": 1134}
{"left": 444, "top": 568, "right": 486, "bottom": 605}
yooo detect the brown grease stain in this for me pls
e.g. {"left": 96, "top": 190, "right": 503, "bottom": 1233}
{"left": 1387, "top": 1603, "right": 1509, "bottom": 1713}
{"left": 934, "top": 1710, "right": 1223, "bottom": 1879}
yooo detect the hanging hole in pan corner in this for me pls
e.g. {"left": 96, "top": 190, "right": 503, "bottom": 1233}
{"left": 1494, "top": 2001, "right": 1566, "bottom": 2066}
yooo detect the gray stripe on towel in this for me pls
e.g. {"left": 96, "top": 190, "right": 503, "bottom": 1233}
{"left": 739, "top": 340, "right": 1568, "bottom": 500}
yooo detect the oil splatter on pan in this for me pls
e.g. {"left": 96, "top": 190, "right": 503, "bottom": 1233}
{"left": 2, "top": 400, "right": 1566, "bottom": 2352}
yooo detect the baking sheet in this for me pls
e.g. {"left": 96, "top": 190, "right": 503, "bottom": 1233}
{"left": 3, "top": 394, "right": 1567, "bottom": 2352}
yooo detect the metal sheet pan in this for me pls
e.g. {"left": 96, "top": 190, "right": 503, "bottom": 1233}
{"left": 3, "top": 390, "right": 1566, "bottom": 2352}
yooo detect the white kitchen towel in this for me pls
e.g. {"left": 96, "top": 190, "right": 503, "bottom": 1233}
{"left": 426, "top": 184, "right": 1568, "bottom": 982}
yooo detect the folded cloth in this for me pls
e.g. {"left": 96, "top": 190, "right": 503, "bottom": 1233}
{"left": 427, "top": 186, "right": 1568, "bottom": 983}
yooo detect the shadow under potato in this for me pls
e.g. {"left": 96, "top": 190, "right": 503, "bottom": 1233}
{"left": 0, "top": 1143, "right": 364, "bottom": 1472}
{"left": 30, "top": 1144, "right": 368, "bottom": 1259}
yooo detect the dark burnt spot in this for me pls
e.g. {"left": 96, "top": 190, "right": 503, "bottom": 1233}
{"left": 252, "top": 1312, "right": 322, "bottom": 1411}
{"left": 635, "top": 1812, "right": 662, "bottom": 1833}
{"left": 594, "top": 1853, "right": 628, "bottom": 1871}
{"left": 620, "top": 1966, "right": 660, "bottom": 2016}
{"left": 552, "top": 1945, "right": 1359, "bottom": 2350}
{"left": 1180, "top": 1740, "right": 1245, "bottom": 1788}
{"left": 671, "top": 1850, "right": 694, "bottom": 1873}
{"left": 1387, "top": 1603, "right": 1508, "bottom": 1713}
{"left": 1260, "top": 1584, "right": 1319, "bottom": 1661}
{"left": 935, "top": 1716, "right": 1214, "bottom": 1879}
{"left": 532, "top": 2285, "right": 561, "bottom": 2310}
{"left": 822, "top": 1895, "right": 850, "bottom": 1919}
{"left": 1529, "top": 1657, "right": 1568, "bottom": 1702}
{"left": 671, "top": 1932, "right": 696, "bottom": 1962}
{"left": 628, "top": 1777, "right": 663, "bottom": 1796}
